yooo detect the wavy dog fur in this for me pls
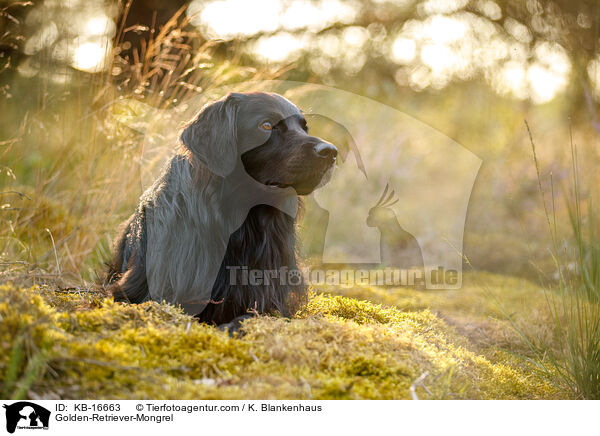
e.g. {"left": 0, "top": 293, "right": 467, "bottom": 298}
{"left": 106, "top": 92, "right": 337, "bottom": 325}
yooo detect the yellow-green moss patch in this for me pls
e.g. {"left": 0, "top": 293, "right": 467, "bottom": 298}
{"left": 0, "top": 283, "right": 560, "bottom": 399}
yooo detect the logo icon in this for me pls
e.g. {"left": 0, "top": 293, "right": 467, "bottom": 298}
{"left": 2, "top": 402, "right": 50, "bottom": 434}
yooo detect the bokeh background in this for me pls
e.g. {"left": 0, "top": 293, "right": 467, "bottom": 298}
{"left": 1, "top": 0, "right": 599, "bottom": 285}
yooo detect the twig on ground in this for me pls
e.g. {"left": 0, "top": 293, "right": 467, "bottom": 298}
{"left": 410, "top": 371, "right": 431, "bottom": 400}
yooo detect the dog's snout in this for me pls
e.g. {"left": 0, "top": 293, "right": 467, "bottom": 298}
{"left": 313, "top": 142, "right": 338, "bottom": 161}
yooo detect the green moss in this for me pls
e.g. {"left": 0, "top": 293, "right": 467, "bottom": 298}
{"left": 321, "top": 272, "right": 558, "bottom": 356}
{"left": 0, "top": 282, "right": 560, "bottom": 399}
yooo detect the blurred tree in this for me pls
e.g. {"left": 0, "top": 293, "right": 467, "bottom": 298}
{"left": 118, "top": 0, "right": 186, "bottom": 59}
{"left": 2, "top": 0, "right": 600, "bottom": 115}
{"left": 0, "top": 1, "right": 32, "bottom": 92}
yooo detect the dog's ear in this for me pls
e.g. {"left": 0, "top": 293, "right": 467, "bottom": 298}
{"left": 180, "top": 93, "right": 240, "bottom": 177}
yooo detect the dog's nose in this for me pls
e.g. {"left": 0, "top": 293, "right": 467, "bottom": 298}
{"left": 314, "top": 142, "right": 338, "bottom": 161}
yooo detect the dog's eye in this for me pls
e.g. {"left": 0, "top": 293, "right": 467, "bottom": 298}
{"left": 260, "top": 121, "right": 273, "bottom": 131}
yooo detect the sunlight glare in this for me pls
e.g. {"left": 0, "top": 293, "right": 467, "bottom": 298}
{"left": 421, "top": 44, "right": 454, "bottom": 73}
{"left": 84, "top": 14, "right": 116, "bottom": 37}
{"left": 72, "top": 41, "right": 111, "bottom": 72}
{"left": 527, "top": 64, "right": 562, "bottom": 103}
{"left": 496, "top": 61, "right": 528, "bottom": 99}
{"left": 343, "top": 27, "right": 368, "bottom": 48}
{"left": 528, "top": 42, "right": 570, "bottom": 103}
{"left": 188, "top": 0, "right": 357, "bottom": 39}
{"left": 253, "top": 33, "right": 306, "bottom": 62}
{"left": 402, "top": 15, "right": 468, "bottom": 46}
{"left": 391, "top": 37, "right": 416, "bottom": 64}
{"left": 199, "top": 0, "right": 280, "bottom": 39}
{"left": 419, "top": 0, "right": 468, "bottom": 15}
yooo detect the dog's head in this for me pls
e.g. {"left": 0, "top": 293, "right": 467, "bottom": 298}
{"left": 181, "top": 92, "right": 337, "bottom": 195}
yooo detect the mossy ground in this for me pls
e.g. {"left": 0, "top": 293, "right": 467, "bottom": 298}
{"left": 0, "top": 273, "right": 562, "bottom": 399}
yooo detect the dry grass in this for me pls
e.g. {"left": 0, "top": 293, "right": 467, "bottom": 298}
{"left": 0, "top": 6, "right": 282, "bottom": 287}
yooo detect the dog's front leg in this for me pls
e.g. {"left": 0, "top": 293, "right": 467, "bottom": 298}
{"left": 109, "top": 252, "right": 150, "bottom": 303}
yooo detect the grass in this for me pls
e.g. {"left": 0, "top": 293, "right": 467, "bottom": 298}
{"left": 525, "top": 122, "right": 600, "bottom": 399}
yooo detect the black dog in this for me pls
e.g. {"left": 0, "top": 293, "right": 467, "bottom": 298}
{"left": 106, "top": 92, "right": 337, "bottom": 326}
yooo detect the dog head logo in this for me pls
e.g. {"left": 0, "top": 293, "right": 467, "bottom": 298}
{"left": 3, "top": 402, "right": 50, "bottom": 433}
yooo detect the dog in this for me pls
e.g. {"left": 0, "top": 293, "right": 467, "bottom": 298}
{"left": 106, "top": 92, "right": 337, "bottom": 327}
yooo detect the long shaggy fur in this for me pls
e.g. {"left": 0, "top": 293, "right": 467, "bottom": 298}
{"left": 106, "top": 92, "right": 336, "bottom": 325}
{"left": 107, "top": 154, "right": 301, "bottom": 324}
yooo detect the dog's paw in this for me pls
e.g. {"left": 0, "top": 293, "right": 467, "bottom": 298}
{"left": 218, "top": 314, "right": 255, "bottom": 337}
